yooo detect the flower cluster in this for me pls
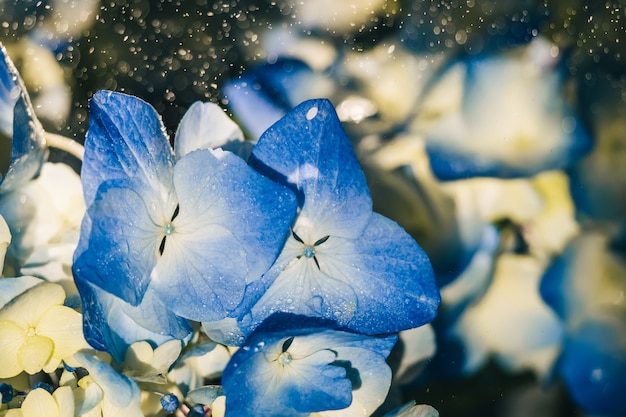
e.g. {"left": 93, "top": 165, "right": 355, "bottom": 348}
{"left": 221, "top": 9, "right": 626, "bottom": 416}
{"left": 0, "top": 42, "right": 440, "bottom": 417}
{"left": 2, "top": 1, "right": 626, "bottom": 416}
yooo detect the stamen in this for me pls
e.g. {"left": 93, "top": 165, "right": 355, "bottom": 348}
{"left": 292, "top": 229, "right": 304, "bottom": 243}
{"left": 314, "top": 235, "right": 330, "bottom": 246}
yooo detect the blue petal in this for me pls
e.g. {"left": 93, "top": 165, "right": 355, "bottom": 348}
{"left": 250, "top": 98, "right": 372, "bottom": 239}
{"left": 73, "top": 352, "right": 142, "bottom": 410}
{"left": 0, "top": 44, "right": 20, "bottom": 135}
{"left": 222, "top": 58, "right": 315, "bottom": 139}
{"left": 243, "top": 213, "right": 439, "bottom": 336}
{"left": 222, "top": 78, "right": 287, "bottom": 141}
{"left": 174, "top": 101, "right": 247, "bottom": 160}
{"left": 75, "top": 274, "right": 192, "bottom": 363}
{"left": 0, "top": 45, "right": 47, "bottom": 194}
{"left": 81, "top": 90, "right": 175, "bottom": 208}
{"left": 152, "top": 148, "right": 297, "bottom": 322}
{"left": 73, "top": 184, "right": 167, "bottom": 305}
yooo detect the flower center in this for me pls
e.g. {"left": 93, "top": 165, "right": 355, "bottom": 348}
{"left": 302, "top": 245, "right": 315, "bottom": 258}
{"left": 163, "top": 223, "right": 175, "bottom": 236}
{"left": 278, "top": 351, "right": 293, "bottom": 365}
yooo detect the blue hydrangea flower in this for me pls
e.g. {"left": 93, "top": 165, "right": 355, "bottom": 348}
{"left": 238, "top": 99, "right": 440, "bottom": 337}
{"left": 222, "top": 313, "right": 397, "bottom": 417}
{"left": 0, "top": 44, "right": 47, "bottom": 195}
{"left": 73, "top": 91, "right": 297, "bottom": 327}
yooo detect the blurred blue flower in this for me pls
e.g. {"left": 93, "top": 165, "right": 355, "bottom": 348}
{"left": 419, "top": 38, "right": 592, "bottom": 180}
{"left": 541, "top": 230, "right": 626, "bottom": 416}
{"left": 239, "top": 99, "right": 440, "bottom": 337}
{"left": 223, "top": 58, "right": 327, "bottom": 139}
{"left": 73, "top": 91, "right": 297, "bottom": 333}
{"left": 558, "top": 314, "right": 626, "bottom": 417}
{"left": 222, "top": 313, "right": 397, "bottom": 417}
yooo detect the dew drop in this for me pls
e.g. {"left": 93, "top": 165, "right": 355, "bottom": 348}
{"left": 306, "top": 106, "right": 318, "bottom": 120}
{"left": 163, "top": 223, "right": 175, "bottom": 235}
{"left": 303, "top": 245, "right": 315, "bottom": 258}
{"left": 278, "top": 351, "right": 293, "bottom": 365}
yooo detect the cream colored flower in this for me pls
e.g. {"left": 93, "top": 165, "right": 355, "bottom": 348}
{"left": 0, "top": 282, "right": 85, "bottom": 378}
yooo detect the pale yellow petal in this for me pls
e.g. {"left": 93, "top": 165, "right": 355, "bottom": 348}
{"left": 36, "top": 305, "right": 85, "bottom": 359}
{"left": 17, "top": 335, "right": 54, "bottom": 375}
{"left": 0, "top": 282, "right": 65, "bottom": 328}
{"left": 124, "top": 341, "right": 154, "bottom": 371}
{"left": 3, "top": 409, "right": 24, "bottom": 417}
{"left": 52, "top": 386, "right": 74, "bottom": 417}
{"left": 0, "top": 320, "right": 26, "bottom": 378}
{"left": 21, "top": 387, "right": 59, "bottom": 417}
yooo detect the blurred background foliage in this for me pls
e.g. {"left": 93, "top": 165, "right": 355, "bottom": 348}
{"left": 0, "top": 0, "right": 624, "bottom": 138}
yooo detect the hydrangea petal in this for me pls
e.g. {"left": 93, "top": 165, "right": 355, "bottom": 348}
{"left": 35, "top": 305, "right": 84, "bottom": 360}
{"left": 0, "top": 281, "right": 65, "bottom": 327}
{"left": 152, "top": 148, "right": 297, "bottom": 322}
{"left": 223, "top": 314, "right": 396, "bottom": 417}
{"left": 0, "top": 44, "right": 20, "bottom": 135}
{"left": 73, "top": 352, "right": 141, "bottom": 410}
{"left": 73, "top": 185, "right": 165, "bottom": 305}
{"left": 245, "top": 213, "right": 439, "bottom": 335}
{"left": 0, "top": 320, "right": 24, "bottom": 378}
{"left": 53, "top": 386, "right": 74, "bottom": 417}
{"left": 0, "top": 45, "right": 47, "bottom": 194}
{"left": 20, "top": 388, "right": 59, "bottom": 417}
{"left": 75, "top": 275, "right": 191, "bottom": 363}
{"left": 0, "top": 95, "right": 48, "bottom": 194}
{"left": 174, "top": 101, "right": 245, "bottom": 159}
{"left": 320, "top": 345, "right": 394, "bottom": 417}
{"left": 17, "top": 334, "right": 54, "bottom": 374}
{"left": 277, "top": 348, "right": 351, "bottom": 413}
{"left": 222, "top": 58, "right": 318, "bottom": 139}
{"left": 250, "top": 99, "right": 372, "bottom": 239}
{"left": 81, "top": 90, "right": 175, "bottom": 209}
{"left": 222, "top": 77, "right": 287, "bottom": 140}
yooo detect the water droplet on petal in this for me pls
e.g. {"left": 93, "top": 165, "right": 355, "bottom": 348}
{"left": 306, "top": 106, "right": 318, "bottom": 120}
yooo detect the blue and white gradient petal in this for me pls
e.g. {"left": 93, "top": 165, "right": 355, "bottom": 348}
{"left": 244, "top": 99, "right": 440, "bottom": 336}
{"left": 222, "top": 314, "right": 397, "bottom": 417}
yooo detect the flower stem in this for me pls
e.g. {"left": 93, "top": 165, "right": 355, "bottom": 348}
{"left": 46, "top": 132, "right": 84, "bottom": 161}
